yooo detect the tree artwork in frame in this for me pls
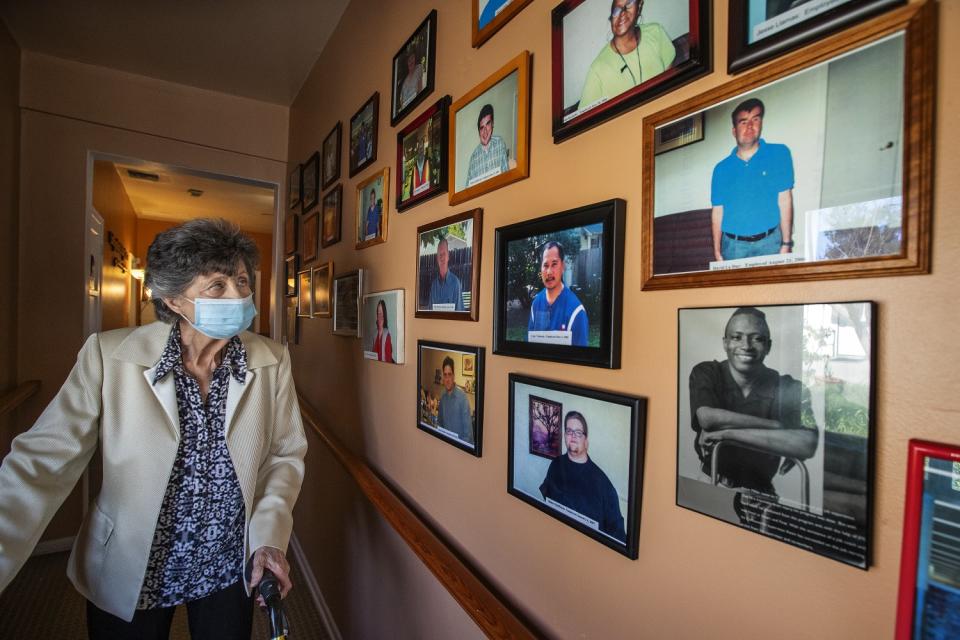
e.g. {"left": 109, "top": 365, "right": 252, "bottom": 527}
{"left": 642, "top": 2, "right": 935, "bottom": 290}
{"left": 297, "top": 269, "right": 313, "bottom": 318}
{"left": 896, "top": 440, "right": 960, "bottom": 640}
{"left": 727, "top": 0, "right": 906, "bottom": 74}
{"left": 551, "top": 0, "right": 711, "bottom": 143}
{"left": 493, "top": 199, "right": 625, "bottom": 369}
{"left": 415, "top": 208, "right": 482, "bottom": 321}
{"left": 676, "top": 301, "right": 875, "bottom": 568}
{"left": 417, "top": 340, "right": 485, "bottom": 456}
{"left": 508, "top": 373, "right": 647, "bottom": 559}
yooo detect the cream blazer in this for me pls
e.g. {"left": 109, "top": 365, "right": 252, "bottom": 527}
{"left": 0, "top": 322, "right": 307, "bottom": 621}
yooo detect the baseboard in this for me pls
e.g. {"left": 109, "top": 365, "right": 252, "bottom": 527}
{"left": 289, "top": 533, "right": 342, "bottom": 640}
{"left": 32, "top": 536, "right": 74, "bottom": 556}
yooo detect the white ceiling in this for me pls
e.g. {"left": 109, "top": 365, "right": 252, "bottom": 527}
{"left": 111, "top": 161, "right": 276, "bottom": 235}
{"left": 0, "top": 0, "right": 349, "bottom": 105}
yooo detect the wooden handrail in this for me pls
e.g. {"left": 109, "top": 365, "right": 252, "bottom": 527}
{"left": 0, "top": 381, "right": 40, "bottom": 418}
{"left": 297, "top": 395, "right": 540, "bottom": 640}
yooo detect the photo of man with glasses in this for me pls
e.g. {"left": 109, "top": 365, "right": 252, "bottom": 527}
{"left": 539, "top": 410, "right": 626, "bottom": 543}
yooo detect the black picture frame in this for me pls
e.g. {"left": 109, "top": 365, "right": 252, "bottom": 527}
{"left": 321, "top": 122, "right": 342, "bottom": 190}
{"left": 417, "top": 340, "right": 485, "bottom": 457}
{"left": 493, "top": 198, "right": 625, "bottom": 368}
{"left": 391, "top": 10, "right": 437, "bottom": 126}
{"left": 349, "top": 92, "right": 379, "bottom": 178}
{"left": 302, "top": 152, "right": 320, "bottom": 212}
{"left": 551, "top": 0, "right": 712, "bottom": 143}
{"left": 676, "top": 301, "right": 875, "bottom": 569}
{"left": 727, "top": 0, "right": 905, "bottom": 74}
{"left": 288, "top": 164, "right": 302, "bottom": 209}
{"left": 396, "top": 95, "right": 451, "bottom": 212}
{"left": 508, "top": 373, "right": 646, "bottom": 559}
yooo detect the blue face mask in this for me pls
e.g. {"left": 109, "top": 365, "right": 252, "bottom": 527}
{"left": 184, "top": 295, "right": 257, "bottom": 339}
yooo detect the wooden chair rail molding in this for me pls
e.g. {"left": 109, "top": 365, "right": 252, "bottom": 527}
{"left": 0, "top": 381, "right": 40, "bottom": 418}
{"left": 297, "top": 395, "right": 541, "bottom": 640}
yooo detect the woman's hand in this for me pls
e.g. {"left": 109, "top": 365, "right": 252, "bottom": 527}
{"left": 248, "top": 545, "right": 292, "bottom": 604}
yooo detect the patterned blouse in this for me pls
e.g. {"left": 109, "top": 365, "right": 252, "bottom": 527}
{"left": 137, "top": 323, "right": 247, "bottom": 609}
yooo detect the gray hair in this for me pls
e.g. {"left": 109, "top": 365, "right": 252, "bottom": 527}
{"left": 145, "top": 218, "right": 259, "bottom": 323}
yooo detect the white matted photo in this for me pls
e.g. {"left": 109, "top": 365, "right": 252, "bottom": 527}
{"left": 362, "top": 289, "right": 404, "bottom": 364}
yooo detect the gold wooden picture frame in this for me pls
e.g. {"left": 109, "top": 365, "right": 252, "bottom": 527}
{"left": 449, "top": 50, "right": 530, "bottom": 206}
{"left": 312, "top": 261, "right": 333, "bottom": 318}
{"left": 641, "top": 2, "right": 934, "bottom": 290}
{"left": 356, "top": 167, "right": 390, "bottom": 250}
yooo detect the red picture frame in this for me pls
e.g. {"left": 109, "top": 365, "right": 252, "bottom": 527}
{"left": 895, "top": 440, "right": 960, "bottom": 640}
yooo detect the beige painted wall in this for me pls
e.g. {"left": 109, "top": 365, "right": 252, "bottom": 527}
{"left": 20, "top": 52, "right": 289, "bottom": 162}
{"left": 16, "top": 64, "right": 288, "bottom": 537}
{"left": 0, "top": 20, "right": 20, "bottom": 454}
{"left": 288, "top": 1, "right": 960, "bottom": 638}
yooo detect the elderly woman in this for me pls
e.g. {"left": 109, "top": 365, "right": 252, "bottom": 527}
{"left": 0, "top": 219, "right": 307, "bottom": 639}
{"left": 578, "top": 0, "right": 676, "bottom": 111}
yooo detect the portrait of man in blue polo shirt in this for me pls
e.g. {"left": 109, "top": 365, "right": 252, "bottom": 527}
{"left": 710, "top": 98, "right": 796, "bottom": 262}
{"left": 528, "top": 241, "right": 588, "bottom": 347}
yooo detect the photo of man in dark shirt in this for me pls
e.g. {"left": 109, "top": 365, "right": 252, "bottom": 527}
{"left": 540, "top": 410, "right": 625, "bottom": 542}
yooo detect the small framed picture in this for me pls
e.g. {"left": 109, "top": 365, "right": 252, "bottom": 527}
{"left": 312, "top": 261, "right": 333, "bottom": 318}
{"left": 508, "top": 373, "right": 647, "bottom": 559}
{"left": 551, "top": 0, "right": 711, "bottom": 143}
{"left": 302, "top": 210, "right": 319, "bottom": 264}
{"left": 321, "top": 185, "right": 342, "bottom": 248}
{"left": 895, "top": 440, "right": 960, "bottom": 640}
{"left": 321, "top": 122, "right": 342, "bottom": 190}
{"left": 284, "top": 298, "right": 299, "bottom": 345}
{"left": 728, "top": 0, "right": 905, "bottom": 73}
{"left": 296, "top": 269, "right": 313, "bottom": 318}
{"left": 302, "top": 152, "right": 320, "bottom": 212}
{"left": 642, "top": 3, "right": 934, "bottom": 290}
{"left": 284, "top": 254, "right": 299, "bottom": 298}
{"left": 356, "top": 168, "right": 390, "bottom": 250}
{"left": 449, "top": 50, "right": 530, "bottom": 206}
{"left": 396, "top": 95, "right": 451, "bottom": 212}
{"left": 333, "top": 269, "right": 363, "bottom": 337}
{"left": 349, "top": 93, "right": 379, "bottom": 177}
{"left": 288, "top": 164, "right": 302, "bottom": 209}
{"left": 417, "top": 341, "right": 485, "bottom": 456}
{"left": 361, "top": 289, "right": 404, "bottom": 364}
{"left": 391, "top": 10, "right": 437, "bottom": 126}
{"left": 677, "top": 302, "right": 875, "bottom": 568}
{"left": 284, "top": 213, "right": 298, "bottom": 256}
{"left": 473, "top": 0, "right": 533, "bottom": 48}
{"left": 528, "top": 395, "right": 563, "bottom": 459}
{"left": 415, "top": 209, "right": 482, "bottom": 321}
{"left": 654, "top": 113, "right": 704, "bottom": 155}
{"left": 493, "top": 198, "right": 626, "bottom": 368}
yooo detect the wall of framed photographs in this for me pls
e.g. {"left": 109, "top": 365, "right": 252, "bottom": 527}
{"left": 283, "top": 1, "right": 959, "bottom": 638}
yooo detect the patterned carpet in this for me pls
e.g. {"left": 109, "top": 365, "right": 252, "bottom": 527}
{"left": 0, "top": 550, "right": 329, "bottom": 639}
